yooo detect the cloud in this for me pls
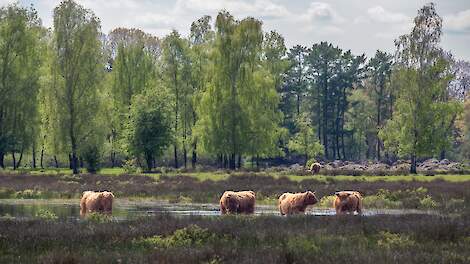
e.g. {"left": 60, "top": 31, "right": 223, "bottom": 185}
{"left": 444, "top": 9, "right": 470, "bottom": 33}
{"left": 367, "top": 6, "right": 409, "bottom": 24}
{"left": 174, "top": 0, "right": 291, "bottom": 19}
{"left": 0, "top": 0, "right": 14, "bottom": 6}
{"left": 300, "top": 2, "right": 344, "bottom": 24}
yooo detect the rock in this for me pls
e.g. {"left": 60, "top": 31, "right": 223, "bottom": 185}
{"left": 289, "top": 164, "right": 303, "bottom": 171}
{"left": 439, "top": 159, "right": 451, "bottom": 165}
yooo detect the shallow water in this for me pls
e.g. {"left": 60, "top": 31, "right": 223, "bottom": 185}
{"left": 0, "top": 199, "right": 436, "bottom": 220}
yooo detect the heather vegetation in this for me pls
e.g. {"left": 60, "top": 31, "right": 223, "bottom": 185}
{"left": 1, "top": 214, "right": 470, "bottom": 263}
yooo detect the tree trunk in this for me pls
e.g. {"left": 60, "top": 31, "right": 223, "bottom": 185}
{"left": 0, "top": 152, "right": 4, "bottom": 169}
{"left": 376, "top": 97, "right": 382, "bottom": 161}
{"left": 230, "top": 153, "right": 236, "bottom": 170}
{"left": 40, "top": 148, "right": 44, "bottom": 169}
{"left": 256, "top": 155, "right": 260, "bottom": 168}
{"left": 237, "top": 155, "right": 242, "bottom": 169}
{"left": 410, "top": 153, "right": 417, "bottom": 174}
{"left": 71, "top": 152, "right": 79, "bottom": 174}
{"left": 192, "top": 144, "right": 197, "bottom": 170}
{"left": 32, "top": 144, "right": 36, "bottom": 169}
{"left": 110, "top": 151, "right": 116, "bottom": 168}
{"left": 145, "top": 153, "right": 152, "bottom": 172}
{"left": 54, "top": 155, "right": 59, "bottom": 168}
{"left": 69, "top": 154, "right": 73, "bottom": 169}
{"left": 174, "top": 145, "right": 178, "bottom": 168}
{"left": 440, "top": 150, "right": 446, "bottom": 160}
{"left": 223, "top": 155, "right": 228, "bottom": 169}
{"left": 12, "top": 153, "right": 16, "bottom": 170}
{"left": 296, "top": 93, "right": 300, "bottom": 115}
{"left": 183, "top": 145, "right": 187, "bottom": 169}
{"left": 16, "top": 150, "right": 23, "bottom": 169}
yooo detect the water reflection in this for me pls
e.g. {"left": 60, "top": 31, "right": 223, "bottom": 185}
{"left": 0, "top": 199, "right": 436, "bottom": 220}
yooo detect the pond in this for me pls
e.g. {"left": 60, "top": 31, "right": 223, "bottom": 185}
{"left": 0, "top": 199, "right": 436, "bottom": 220}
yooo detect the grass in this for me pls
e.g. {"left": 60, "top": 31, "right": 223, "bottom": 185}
{"left": 6, "top": 166, "right": 470, "bottom": 182}
{"left": 1, "top": 214, "right": 469, "bottom": 263}
{"left": 1, "top": 171, "right": 470, "bottom": 212}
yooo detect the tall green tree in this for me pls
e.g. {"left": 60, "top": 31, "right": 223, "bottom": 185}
{"left": 282, "top": 45, "right": 309, "bottom": 131}
{"left": 188, "top": 15, "right": 213, "bottom": 169}
{"left": 367, "top": 50, "right": 393, "bottom": 160}
{"left": 380, "top": 3, "right": 462, "bottom": 173}
{"left": 344, "top": 89, "right": 375, "bottom": 160}
{"left": 125, "top": 87, "right": 172, "bottom": 171}
{"left": 52, "top": 0, "right": 103, "bottom": 174}
{"left": 0, "top": 4, "right": 43, "bottom": 169}
{"left": 196, "top": 11, "right": 281, "bottom": 169}
{"left": 162, "top": 30, "right": 189, "bottom": 168}
{"left": 307, "top": 42, "right": 365, "bottom": 160}
{"left": 109, "top": 29, "right": 157, "bottom": 166}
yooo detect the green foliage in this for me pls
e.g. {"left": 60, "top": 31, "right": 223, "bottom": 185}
{"left": 288, "top": 113, "right": 324, "bottom": 163}
{"left": 0, "top": 3, "right": 43, "bottom": 168}
{"left": 134, "top": 225, "right": 218, "bottom": 249}
{"left": 364, "top": 188, "right": 438, "bottom": 209}
{"left": 35, "top": 209, "right": 58, "bottom": 221}
{"left": 52, "top": 0, "right": 103, "bottom": 174}
{"left": 377, "top": 231, "right": 415, "bottom": 249}
{"left": 381, "top": 3, "right": 462, "bottom": 173}
{"left": 125, "top": 88, "right": 173, "bottom": 171}
{"left": 81, "top": 143, "right": 101, "bottom": 173}
{"left": 344, "top": 89, "right": 375, "bottom": 160}
{"left": 195, "top": 12, "right": 282, "bottom": 166}
{"left": 86, "top": 212, "right": 113, "bottom": 223}
{"left": 317, "top": 195, "right": 336, "bottom": 208}
{"left": 122, "top": 158, "right": 142, "bottom": 174}
{"left": 307, "top": 42, "right": 366, "bottom": 160}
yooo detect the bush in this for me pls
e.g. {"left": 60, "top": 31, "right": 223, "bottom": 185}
{"left": 82, "top": 144, "right": 102, "bottom": 173}
{"left": 377, "top": 231, "right": 415, "bottom": 249}
{"left": 133, "top": 225, "right": 219, "bottom": 249}
{"left": 363, "top": 195, "right": 402, "bottom": 209}
{"left": 122, "top": 159, "right": 142, "bottom": 174}
{"left": 318, "top": 195, "right": 336, "bottom": 208}
{"left": 86, "top": 212, "right": 113, "bottom": 223}
{"left": 35, "top": 209, "right": 58, "bottom": 221}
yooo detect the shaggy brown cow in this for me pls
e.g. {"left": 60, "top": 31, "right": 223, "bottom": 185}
{"left": 334, "top": 191, "right": 363, "bottom": 215}
{"left": 80, "top": 191, "right": 114, "bottom": 217}
{"left": 308, "top": 162, "right": 321, "bottom": 174}
{"left": 278, "top": 191, "right": 318, "bottom": 215}
{"left": 220, "top": 191, "right": 256, "bottom": 214}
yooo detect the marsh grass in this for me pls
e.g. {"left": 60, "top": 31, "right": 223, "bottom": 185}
{"left": 1, "top": 214, "right": 470, "bottom": 263}
{"left": 0, "top": 172, "right": 469, "bottom": 212}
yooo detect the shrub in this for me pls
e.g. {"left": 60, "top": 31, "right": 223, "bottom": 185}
{"left": 318, "top": 195, "right": 336, "bottom": 208}
{"left": 82, "top": 144, "right": 102, "bottom": 173}
{"left": 86, "top": 212, "right": 113, "bottom": 223}
{"left": 35, "top": 209, "right": 58, "bottom": 221}
{"left": 123, "top": 159, "right": 142, "bottom": 174}
{"left": 14, "top": 189, "right": 43, "bottom": 199}
{"left": 377, "top": 231, "right": 415, "bottom": 249}
{"left": 363, "top": 195, "right": 401, "bottom": 209}
{"left": 133, "top": 225, "right": 219, "bottom": 249}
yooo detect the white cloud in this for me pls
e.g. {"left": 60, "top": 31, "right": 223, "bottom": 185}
{"left": 0, "top": 0, "right": 14, "bottom": 6}
{"left": 444, "top": 9, "right": 470, "bottom": 33}
{"left": 367, "top": 6, "right": 409, "bottom": 24}
{"left": 174, "top": 0, "right": 291, "bottom": 19}
{"left": 300, "top": 2, "right": 344, "bottom": 24}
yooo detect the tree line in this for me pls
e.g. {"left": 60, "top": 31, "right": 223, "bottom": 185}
{"left": 0, "top": 1, "right": 469, "bottom": 173}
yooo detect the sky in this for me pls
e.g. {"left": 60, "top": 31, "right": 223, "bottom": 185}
{"left": 3, "top": 0, "right": 470, "bottom": 60}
